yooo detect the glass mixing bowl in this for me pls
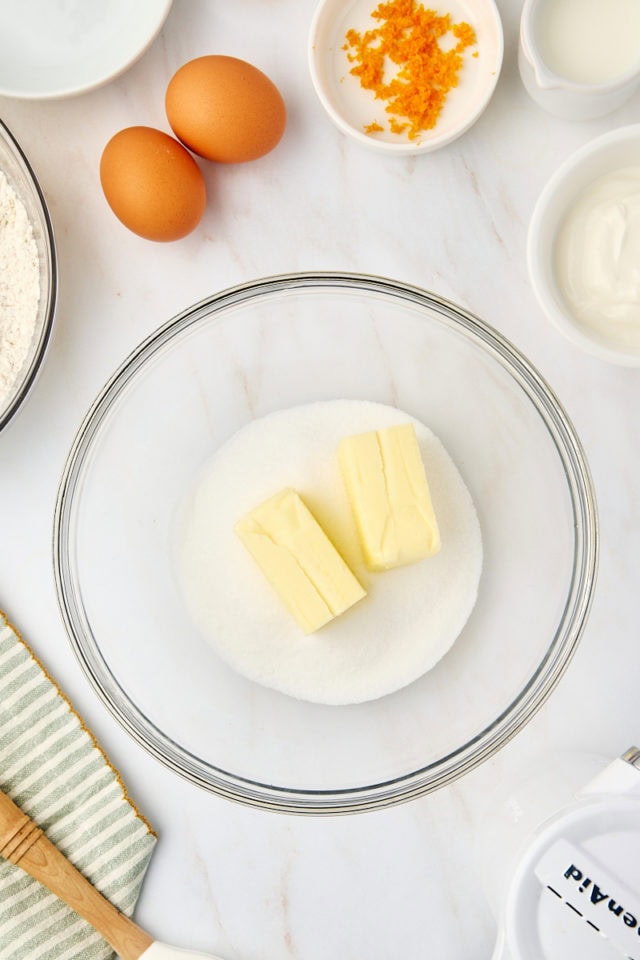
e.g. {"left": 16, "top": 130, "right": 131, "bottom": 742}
{"left": 54, "top": 273, "right": 598, "bottom": 814}
{"left": 0, "top": 119, "right": 57, "bottom": 431}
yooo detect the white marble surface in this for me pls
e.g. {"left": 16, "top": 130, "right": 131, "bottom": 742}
{"left": 1, "top": 1, "right": 640, "bottom": 957}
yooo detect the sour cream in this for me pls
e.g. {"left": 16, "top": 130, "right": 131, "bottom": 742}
{"left": 555, "top": 166, "right": 640, "bottom": 349}
{"left": 534, "top": 0, "right": 640, "bottom": 85}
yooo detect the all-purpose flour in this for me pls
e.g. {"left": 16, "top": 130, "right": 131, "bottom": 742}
{"left": 177, "top": 400, "right": 483, "bottom": 705}
{"left": 0, "top": 170, "right": 40, "bottom": 412}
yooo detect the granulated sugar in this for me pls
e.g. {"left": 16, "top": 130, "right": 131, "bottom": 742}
{"left": 0, "top": 170, "right": 40, "bottom": 412}
{"left": 177, "top": 400, "right": 483, "bottom": 705}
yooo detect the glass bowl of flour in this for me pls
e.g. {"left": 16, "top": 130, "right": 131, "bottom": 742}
{"left": 54, "top": 273, "right": 598, "bottom": 814}
{"left": 0, "top": 120, "right": 56, "bottom": 431}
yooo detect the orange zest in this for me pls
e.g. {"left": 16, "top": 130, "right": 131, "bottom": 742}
{"left": 344, "top": 0, "right": 477, "bottom": 140}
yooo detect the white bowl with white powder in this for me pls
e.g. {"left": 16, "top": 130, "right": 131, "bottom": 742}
{"left": 0, "top": 120, "right": 56, "bottom": 431}
{"left": 55, "top": 274, "right": 597, "bottom": 813}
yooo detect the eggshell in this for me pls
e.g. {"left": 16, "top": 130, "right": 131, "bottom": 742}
{"left": 100, "top": 126, "right": 206, "bottom": 241}
{"left": 165, "top": 55, "right": 287, "bottom": 164}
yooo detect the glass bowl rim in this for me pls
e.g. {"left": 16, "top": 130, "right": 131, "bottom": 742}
{"left": 0, "top": 118, "right": 57, "bottom": 432}
{"left": 53, "top": 271, "right": 599, "bottom": 815}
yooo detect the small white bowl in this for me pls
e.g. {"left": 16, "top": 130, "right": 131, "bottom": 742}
{"left": 308, "top": 0, "right": 503, "bottom": 156}
{"left": 0, "top": 0, "right": 173, "bottom": 99}
{"left": 528, "top": 125, "right": 640, "bottom": 367}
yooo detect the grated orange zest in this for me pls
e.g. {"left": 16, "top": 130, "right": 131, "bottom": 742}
{"left": 344, "top": 0, "right": 477, "bottom": 141}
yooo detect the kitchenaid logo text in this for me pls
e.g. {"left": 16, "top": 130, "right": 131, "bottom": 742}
{"left": 565, "top": 863, "right": 640, "bottom": 933}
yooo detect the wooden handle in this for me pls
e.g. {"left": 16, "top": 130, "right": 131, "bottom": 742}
{"left": 0, "top": 789, "right": 153, "bottom": 960}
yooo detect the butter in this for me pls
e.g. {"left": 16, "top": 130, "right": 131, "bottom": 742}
{"left": 235, "top": 488, "right": 366, "bottom": 633}
{"left": 338, "top": 423, "right": 441, "bottom": 570}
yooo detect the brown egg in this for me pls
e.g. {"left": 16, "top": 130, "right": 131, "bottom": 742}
{"left": 165, "top": 55, "right": 287, "bottom": 164}
{"left": 100, "top": 126, "right": 206, "bottom": 242}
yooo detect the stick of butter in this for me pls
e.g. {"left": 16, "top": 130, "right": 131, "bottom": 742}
{"left": 235, "top": 488, "right": 366, "bottom": 634}
{"left": 338, "top": 423, "right": 441, "bottom": 571}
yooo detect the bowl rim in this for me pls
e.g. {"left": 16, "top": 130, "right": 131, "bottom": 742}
{"left": 307, "top": 0, "right": 504, "bottom": 156}
{"left": 53, "top": 271, "right": 598, "bottom": 815}
{"left": 527, "top": 124, "right": 640, "bottom": 367}
{"left": 0, "top": 118, "right": 57, "bottom": 432}
{"left": 0, "top": 0, "right": 174, "bottom": 100}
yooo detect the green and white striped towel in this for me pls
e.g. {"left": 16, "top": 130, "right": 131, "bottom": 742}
{"left": 0, "top": 611, "right": 156, "bottom": 960}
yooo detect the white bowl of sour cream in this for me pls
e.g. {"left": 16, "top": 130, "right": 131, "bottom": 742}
{"left": 528, "top": 125, "right": 640, "bottom": 366}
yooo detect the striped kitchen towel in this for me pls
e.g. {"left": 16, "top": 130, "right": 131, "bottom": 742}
{"left": 0, "top": 611, "right": 156, "bottom": 960}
